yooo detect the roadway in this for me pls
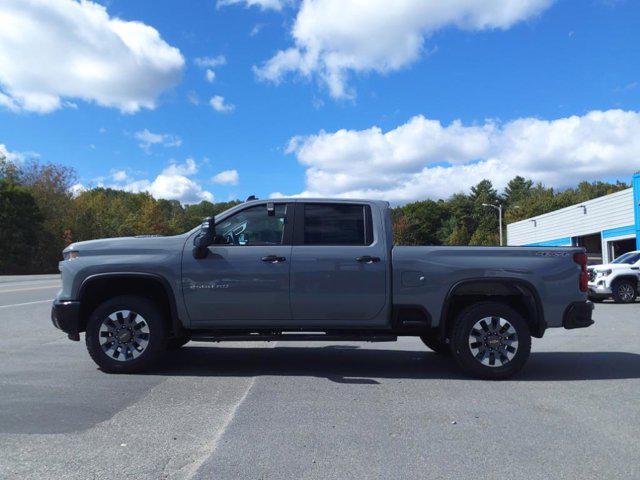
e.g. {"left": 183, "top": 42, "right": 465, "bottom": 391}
{"left": 1, "top": 275, "right": 639, "bottom": 479}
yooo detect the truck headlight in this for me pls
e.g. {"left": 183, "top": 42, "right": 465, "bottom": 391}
{"left": 63, "top": 250, "right": 79, "bottom": 260}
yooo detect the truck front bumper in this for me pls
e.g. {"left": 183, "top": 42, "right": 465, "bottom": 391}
{"left": 563, "top": 301, "right": 594, "bottom": 330}
{"left": 588, "top": 281, "right": 612, "bottom": 297}
{"left": 51, "top": 300, "right": 81, "bottom": 341}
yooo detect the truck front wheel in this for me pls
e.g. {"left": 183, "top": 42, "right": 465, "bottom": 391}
{"left": 450, "top": 302, "right": 531, "bottom": 380}
{"left": 611, "top": 279, "right": 637, "bottom": 304}
{"left": 85, "top": 295, "right": 167, "bottom": 373}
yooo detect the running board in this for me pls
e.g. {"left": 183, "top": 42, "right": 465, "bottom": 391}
{"left": 190, "top": 333, "right": 398, "bottom": 343}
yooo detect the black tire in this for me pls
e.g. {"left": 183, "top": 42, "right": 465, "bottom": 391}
{"left": 167, "top": 336, "right": 190, "bottom": 351}
{"left": 85, "top": 295, "right": 167, "bottom": 373}
{"left": 450, "top": 302, "right": 531, "bottom": 380}
{"left": 611, "top": 279, "right": 637, "bottom": 304}
{"left": 420, "top": 334, "right": 451, "bottom": 355}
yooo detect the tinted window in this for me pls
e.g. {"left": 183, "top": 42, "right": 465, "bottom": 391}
{"left": 303, "top": 203, "right": 371, "bottom": 245}
{"left": 612, "top": 252, "right": 640, "bottom": 264}
{"left": 217, "top": 204, "right": 287, "bottom": 246}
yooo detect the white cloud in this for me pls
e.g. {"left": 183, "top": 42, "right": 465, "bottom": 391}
{"left": 111, "top": 170, "right": 129, "bottom": 182}
{"left": 209, "top": 95, "right": 235, "bottom": 113}
{"left": 1, "top": 143, "right": 19, "bottom": 162}
{"left": 134, "top": 129, "right": 182, "bottom": 153}
{"left": 118, "top": 158, "right": 213, "bottom": 204}
{"left": 217, "top": 0, "right": 285, "bottom": 11}
{"left": 194, "top": 55, "right": 227, "bottom": 69}
{"left": 250, "top": 24, "right": 263, "bottom": 37}
{"left": 254, "top": 0, "right": 554, "bottom": 98}
{"left": 0, "top": 143, "right": 40, "bottom": 163}
{"left": 125, "top": 176, "right": 214, "bottom": 204}
{"left": 163, "top": 158, "right": 198, "bottom": 176}
{"left": 69, "top": 183, "right": 87, "bottom": 196}
{"left": 283, "top": 110, "right": 640, "bottom": 203}
{"left": 187, "top": 91, "right": 200, "bottom": 105}
{"left": 194, "top": 55, "right": 226, "bottom": 83}
{"left": 0, "top": 0, "right": 184, "bottom": 113}
{"left": 212, "top": 169, "right": 239, "bottom": 185}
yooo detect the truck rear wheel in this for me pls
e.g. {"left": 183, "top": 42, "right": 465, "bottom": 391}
{"left": 420, "top": 334, "right": 450, "bottom": 355}
{"left": 611, "top": 279, "right": 637, "bottom": 304}
{"left": 85, "top": 295, "right": 167, "bottom": 373}
{"left": 450, "top": 302, "right": 531, "bottom": 380}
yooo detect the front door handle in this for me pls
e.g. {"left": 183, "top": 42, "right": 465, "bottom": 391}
{"left": 356, "top": 255, "right": 380, "bottom": 264}
{"left": 262, "top": 255, "right": 286, "bottom": 263}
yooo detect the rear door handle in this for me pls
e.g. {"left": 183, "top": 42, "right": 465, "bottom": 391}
{"left": 262, "top": 255, "right": 286, "bottom": 263}
{"left": 356, "top": 255, "right": 380, "bottom": 264}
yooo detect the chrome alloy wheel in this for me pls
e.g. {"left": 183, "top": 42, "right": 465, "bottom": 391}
{"left": 618, "top": 283, "right": 635, "bottom": 302}
{"left": 99, "top": 310, "right": 150, "bottom": 361}
{"left": 468, "top": 316, "right": 518, "bottom": 368}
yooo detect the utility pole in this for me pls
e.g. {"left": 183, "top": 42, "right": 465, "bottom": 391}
{"left": 482, "top": 203, "right": 503, "bottom": 246}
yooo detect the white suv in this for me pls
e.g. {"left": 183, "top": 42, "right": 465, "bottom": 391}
{"left": 588, "top": 250, "right": 640, "bottom": 303}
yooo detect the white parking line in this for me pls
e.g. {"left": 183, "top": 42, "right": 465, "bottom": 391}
{"left": 0, "top": 279, "right": 60, "bottom": 287}
{"left": 184, "top": 376, "right": 257, "bottom": 479}
{"left": 0, "top": 299, "right": 52, "bottom": 309}
{"left": 0, "top": 285, "right": 61, "bottom": 294}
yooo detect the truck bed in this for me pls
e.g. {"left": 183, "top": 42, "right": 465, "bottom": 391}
{"left": 392, "top": 246, "right": 587, "bottom": 329}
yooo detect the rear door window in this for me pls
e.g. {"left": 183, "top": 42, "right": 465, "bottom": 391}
{"left": 302, "top": 203, "right": 373, "bottom": 246}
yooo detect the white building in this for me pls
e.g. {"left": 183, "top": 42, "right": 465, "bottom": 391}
{"left": 507, "top": 173, "right": 640, "bottom": 264}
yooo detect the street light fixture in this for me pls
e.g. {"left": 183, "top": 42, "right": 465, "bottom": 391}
{"left": 482, "top": 203, "right": 503, "bottom": 246}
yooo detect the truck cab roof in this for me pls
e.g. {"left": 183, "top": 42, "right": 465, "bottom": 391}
{"left": 243, "top": 198, "right": 390, "bottom": 208}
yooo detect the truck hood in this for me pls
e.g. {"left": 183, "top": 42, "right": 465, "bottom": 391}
{"left": 588, "top": 263, "right": 634, "bottom": 272}
{"left": 64, "top": 233, "right": 189, "bottom": 255}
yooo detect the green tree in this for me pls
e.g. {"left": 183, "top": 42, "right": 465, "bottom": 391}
{"left": 468, "top": 180, "right": 500, "bottom": 245}
{"left": 183, "top": 200, "right": 241, "bottom": 231}
{"left": 16, "top": 161, "right": 76, "bottom": 271}
{"left": 0, "top": 178, "right": 44, "bottom": 274}
{"left": 503, "top": 176, "right": 533, "bottom": 206}
{"left": 439, "top": 193, "right": 474, "bottom": 245}
{"left": 391, "top": 200, "right": 445, "bottom": 245}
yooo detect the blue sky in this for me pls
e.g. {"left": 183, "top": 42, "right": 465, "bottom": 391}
{"left": 1, "top": 0, "right": 640, "bottom": 204}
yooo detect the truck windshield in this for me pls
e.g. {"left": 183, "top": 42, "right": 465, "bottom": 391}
{"left": 612, "top": 252, "right": 640, "bottom": 264}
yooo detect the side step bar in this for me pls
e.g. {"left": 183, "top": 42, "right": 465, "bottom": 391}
{"left": 190, "top": 333, "right": 398, "bottom": 343}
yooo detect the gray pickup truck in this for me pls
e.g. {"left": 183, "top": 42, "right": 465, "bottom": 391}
{"left": 52, "top": 198, "right": 593, "bottom": 379}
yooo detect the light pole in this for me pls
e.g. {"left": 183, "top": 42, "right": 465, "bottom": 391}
{"left": 482, "top": 203, "right": 503, "bottom": 246}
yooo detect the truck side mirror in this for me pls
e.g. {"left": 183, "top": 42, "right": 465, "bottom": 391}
{"left": 193, "top": 217, "right": 215, "bottom": 259}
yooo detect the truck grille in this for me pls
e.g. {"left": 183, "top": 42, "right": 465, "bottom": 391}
{"left": 587, "top": 268, "right": 596, "bottom": 282}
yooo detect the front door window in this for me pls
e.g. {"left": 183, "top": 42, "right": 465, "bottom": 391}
{"left": 217, "top": 204, "right": 287, "bottom": 246}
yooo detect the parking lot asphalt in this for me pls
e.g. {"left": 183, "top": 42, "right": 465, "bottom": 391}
{"left": 0, "top": 275, "right": 638, "bottom": 479}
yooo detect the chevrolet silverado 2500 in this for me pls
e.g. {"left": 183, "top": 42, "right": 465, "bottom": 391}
{"left": 52, "top": 198, "right": 594, "bottom": 379}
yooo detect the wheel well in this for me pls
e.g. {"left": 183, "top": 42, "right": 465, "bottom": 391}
{"left": 440, "top": 280, "right": 545, "bottom": 339}
{"left": 78, "top": 275, "right": 179, "bottom": 335}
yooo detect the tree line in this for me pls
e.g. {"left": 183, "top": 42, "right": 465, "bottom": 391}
{"left": 0, "top": 155, "right": 629, "bottom": 274}
{"left": 391, "top": 176, "right": 629, "bottom": 246}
